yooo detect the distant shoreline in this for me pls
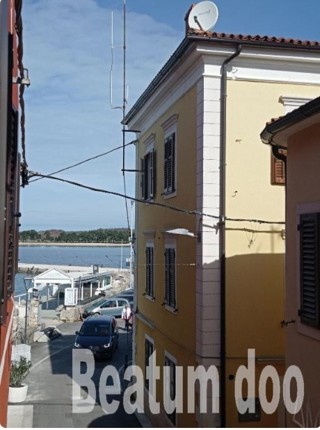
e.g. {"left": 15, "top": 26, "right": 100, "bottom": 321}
{"left": 19, "top": 242, "right": 130, "bottom": 247}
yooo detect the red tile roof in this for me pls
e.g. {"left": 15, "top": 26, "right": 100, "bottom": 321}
{"left": 187, "top": 29, "right": 320, "bottom": 48}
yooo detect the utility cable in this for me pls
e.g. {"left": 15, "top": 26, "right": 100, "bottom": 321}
{"left": 27, "top": 171, "right": 285, "bottom": 225}
{"left": 28, "top": 140, "right": 137, "bottom": 184}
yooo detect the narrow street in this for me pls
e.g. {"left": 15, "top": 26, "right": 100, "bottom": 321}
{"left": 7, "top": 320, "right": 142, "bottom": 428}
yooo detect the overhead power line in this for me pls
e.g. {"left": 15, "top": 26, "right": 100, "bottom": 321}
{"left": 27, "top": 171, "right": 285, "bottom": 226}
{"left": 28, "top": 140, "right": 137, "bottom": 184}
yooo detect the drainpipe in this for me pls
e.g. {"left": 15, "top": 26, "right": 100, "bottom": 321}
{"left": 271, "top": 145, "right": 287, "bottom": 165}
{"left": 219, "top": 44, "right": 242, "bottom": 428}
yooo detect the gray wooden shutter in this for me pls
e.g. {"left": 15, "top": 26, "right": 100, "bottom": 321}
{"left": 150, "top": 150, "right": 156, "bottom": 199}
{"left": 299, "top": 213, "right": 320, "bottom": 328}
{"left": 165, "top": 248, "right": 176, "bottom": 308}
{"left": 140, "top": 157, "right": 145, "bottom": 200}
{"left": 146, "top": 246, "right": 154, "bottom": 297}
{"left": 164, "top": 134, "right": 175, "bottom": 193}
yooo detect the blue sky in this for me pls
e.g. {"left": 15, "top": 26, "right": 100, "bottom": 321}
{"left": 20, "top": 0, "right": 320, "bottom": 231}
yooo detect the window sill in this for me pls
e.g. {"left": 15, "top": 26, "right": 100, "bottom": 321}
{"left": 297, "top": 320, "right": 320, "bottom": 342}
{"left": 143, "top": 198, "right": 155, "bottom": 204}
{"left": 162, "top": 191, "right": 177, "bottom": 200}
{"left": 164, "top": 304, "right": 178, "bottom": 314}
{"left": 144, "top": 294, "right": 155, "bottom": 302}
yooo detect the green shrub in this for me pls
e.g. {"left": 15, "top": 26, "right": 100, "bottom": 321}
{"left": 9, "top": 356, "right": 32, "bottom": 388}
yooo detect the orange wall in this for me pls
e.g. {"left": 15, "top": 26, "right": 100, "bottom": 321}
{"left": 0, "top": 0, "right": 19, "bottom": 426}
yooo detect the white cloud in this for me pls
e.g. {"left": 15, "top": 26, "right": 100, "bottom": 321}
{"left": 21, "top": 0, "right": 181, "bottom": 230}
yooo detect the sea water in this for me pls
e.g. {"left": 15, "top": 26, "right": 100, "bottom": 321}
{"left": 15, "top": 245, "right": 130, "bottom": 296}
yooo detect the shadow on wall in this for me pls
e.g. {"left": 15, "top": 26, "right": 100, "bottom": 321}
{"left": 225, "top": 252, "right": 285, "bottom": 355}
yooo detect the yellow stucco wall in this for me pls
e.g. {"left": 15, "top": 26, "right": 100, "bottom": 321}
{"left": 224, "top": 80, "right": 320, "bottom": 427}
{"left": 134, "top": 75, "right": 320, "bottom": 427}
{"left": 135, "top": 86, "right": 198, "bottom": 427}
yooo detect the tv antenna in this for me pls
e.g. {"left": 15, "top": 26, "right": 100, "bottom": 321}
{"left": 109, "top": 1, "right": 131, "bottom": 225}
{"left": 187, "top": 1, "right": 219, "bottom": 32}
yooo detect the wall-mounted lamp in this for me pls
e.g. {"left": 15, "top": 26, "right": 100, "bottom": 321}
{"left": 13, "top": 68, "right": 31, "bottom": 87}
{"left": 164, "top": 228, "right": 197, "bottom": 238}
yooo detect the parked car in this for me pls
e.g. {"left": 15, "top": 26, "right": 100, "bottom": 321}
{"left": 74, "top": 315, "right": 118, "bottom": 359}
{"left": 81, "top": 297, "right": 109, "bottom": 319}
{"left": 114, "top": 292, "right": 134, "bottom": 307}
{"left": 83, "top": 297, "right": 131, "bottom": 319}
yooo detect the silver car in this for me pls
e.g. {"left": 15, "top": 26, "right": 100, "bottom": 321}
{"left": 89, "top": 297, "right": 130, "bottom": 318}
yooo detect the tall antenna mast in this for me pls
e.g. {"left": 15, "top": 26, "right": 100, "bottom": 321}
{"left": 109, "top": 1, "right": 131, "bottom": 230}
{"left": 122, "top": 0, "right": 127, "bottom": 175}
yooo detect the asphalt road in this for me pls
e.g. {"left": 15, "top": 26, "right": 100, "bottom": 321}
{"left": 10, "top": 319, "right": 142, "bottom": 428}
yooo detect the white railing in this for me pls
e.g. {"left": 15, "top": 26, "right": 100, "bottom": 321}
{"left": 14, "top": 293, "right": 28, "bottom": 306}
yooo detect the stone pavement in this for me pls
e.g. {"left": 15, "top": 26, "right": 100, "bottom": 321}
{"left": 7, "top": 319, "right": 153, "bottom": 428}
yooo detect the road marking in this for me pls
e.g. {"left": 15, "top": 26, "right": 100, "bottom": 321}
{"left": 30, "top": 344, "right": 72, "bottom": 371}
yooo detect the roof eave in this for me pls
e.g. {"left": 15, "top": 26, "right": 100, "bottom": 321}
{"left": 123, "top": 31, "right": 320, "bottom": 127}
{"left": 260, "top": 96, "right": 320, "bottom": 147}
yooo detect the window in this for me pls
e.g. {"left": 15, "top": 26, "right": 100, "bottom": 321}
{"left": 164, "top": 354, "right": 176, "bottom": 425}
{"left": 145, "top": 337, "right": 154, "bottom": 390}
{"left": 117, "top": 299, "right": 128, "bottom": 307}
{"left": 164, "top": 133, "right": 175, "bottom": 194}
{"left": 141, "top": 149, "right": 156, "bottom": 200}
{"left": 162, "top": 114, "right": 178, "bottom": 196}
{"left": 101, "top": 300, "right": 116, "bottom": 308}
{"left": 271, "top": 149, "right": 286, "bottom": 185}
{"left": 299, "top": 213, "right": 320, "bottom": 328}
{"left": 164, "top": 247, "right": 176, "bottom": 309}
{"left": 145, "top": 245, "right": 154, "bottom": 298}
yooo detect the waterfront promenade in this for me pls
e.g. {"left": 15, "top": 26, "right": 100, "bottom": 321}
{"left": 18, "top": 263, "right": 129, "bottom": 274}
{"left": 19, "top": 242, "right": 130, "bottom": 247}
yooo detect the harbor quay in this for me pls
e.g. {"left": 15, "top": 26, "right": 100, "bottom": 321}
{"left": 13, "top": 263, "right": 132, "bottom": 345}
{"left": 18, "top": 242, "right": 131, "bottom": 247}
{"left": 18, "top": 263, "right": 130, "bottom": 275}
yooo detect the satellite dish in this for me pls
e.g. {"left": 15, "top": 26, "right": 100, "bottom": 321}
{"left": 187, "top": 1, "right": 219, "bottom": 32}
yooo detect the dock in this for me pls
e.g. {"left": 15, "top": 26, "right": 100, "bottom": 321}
{"left": 18, "top": 263, "right": 129, "bottom": 274}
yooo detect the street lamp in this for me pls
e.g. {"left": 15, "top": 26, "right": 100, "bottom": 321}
{"left": 23, "top": 277, "right": 33, "bottom": 344}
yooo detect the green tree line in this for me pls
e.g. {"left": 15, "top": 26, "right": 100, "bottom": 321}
{"left": 19, "top": 228, "right": 131, "bottom": 244}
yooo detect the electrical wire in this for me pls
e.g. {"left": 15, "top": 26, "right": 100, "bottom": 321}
{"left": 27, "top": 171, "right": 285, "bottom": 225}
{"left": 28, "top": 140, "right": 137, "bottom": 184}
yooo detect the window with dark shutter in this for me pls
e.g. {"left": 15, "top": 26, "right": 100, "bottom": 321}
{"left": 145, "top": 338, "right": 154, "bottom": 390}
{"left": 141, "top": 150, "right": 156, "bottom": 200}
{"left": 299, "top": 213, "right": 320, "bottom": 328}
{"left": 145, "top": 246, "right": 154, "bottom": 298}
{"left": 271, "top": 149, "right": 286, "bottom": 185}
{"left": 164, "top": 133, "right": 175, "bottom": 194}
{"left": 164, "top": 355, "right": 176, "bottom": 425}
{"left": 165, "top": 247, "right": 176, "bottom": 309}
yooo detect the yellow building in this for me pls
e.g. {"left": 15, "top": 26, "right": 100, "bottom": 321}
{"left": 124, "top": 17, "right": 320, "bottom": 427}
{"left": 261, "top": 96, "right": 320, "bottom": 427}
